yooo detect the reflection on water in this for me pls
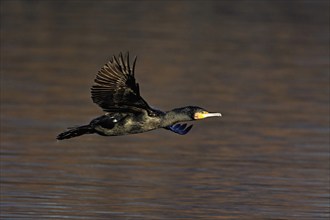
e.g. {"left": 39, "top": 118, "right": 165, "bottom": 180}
{"left": 1, "top": 1, "right": 329, "bottom": 219}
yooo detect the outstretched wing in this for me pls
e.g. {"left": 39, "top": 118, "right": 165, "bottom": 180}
{"left": 165, "top": 123, "right": 193, "bottom": 135}
{"left": 91, "top": 52, "right": 151, "bottom": 113}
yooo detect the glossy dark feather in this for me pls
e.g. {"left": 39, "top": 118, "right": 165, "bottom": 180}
{"left": 91, "top": 52, "right": 151, "bottom": 113}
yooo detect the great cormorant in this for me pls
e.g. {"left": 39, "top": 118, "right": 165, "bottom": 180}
{"left": 57, "top": 52, "right": 221, "bottom": 140}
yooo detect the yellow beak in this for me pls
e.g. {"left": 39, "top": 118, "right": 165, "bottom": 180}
{"left": 194, "top": 111, "right": 222, "bottom": 120}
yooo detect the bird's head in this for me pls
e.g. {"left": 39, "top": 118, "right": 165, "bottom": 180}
{"left": 163, "top": 106, "right": 221, "bottom": 127}
{"left": 175, "top": 106, "right": 222, "bottom": 120}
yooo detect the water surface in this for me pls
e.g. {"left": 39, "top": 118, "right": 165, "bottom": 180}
{"left": 1, "top": 1, "right": 329, "bottom": 219}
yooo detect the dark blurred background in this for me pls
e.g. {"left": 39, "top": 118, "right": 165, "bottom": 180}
{"left": 1, "top": 0, "right": 329, "bottom": 219}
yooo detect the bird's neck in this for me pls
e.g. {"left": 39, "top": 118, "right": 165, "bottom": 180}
{"left": 161, "top": 109, "right": 191, "bottom": 127}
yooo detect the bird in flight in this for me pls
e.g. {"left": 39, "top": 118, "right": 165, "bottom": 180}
{"left": 57, "top": 52, "right": 221, "bottom": 140}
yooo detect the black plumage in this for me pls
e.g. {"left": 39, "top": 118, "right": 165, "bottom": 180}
{"left": 91, "top": 53, "right": 151, "bottom": 113}
{"left": 57, "top": 52, "right": 221, "bottom": 140}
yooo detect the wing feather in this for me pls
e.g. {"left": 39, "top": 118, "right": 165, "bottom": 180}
{"left": 91, "top": 52, "right": 151, "bottom": 112}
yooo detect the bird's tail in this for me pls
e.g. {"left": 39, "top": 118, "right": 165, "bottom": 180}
{"left": 57, "top": 125, "right": 94, "bottom": 140}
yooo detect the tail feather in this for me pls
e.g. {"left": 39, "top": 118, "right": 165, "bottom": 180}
{"left": 57, "top": 125, "right": 94, "bottom": 140}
